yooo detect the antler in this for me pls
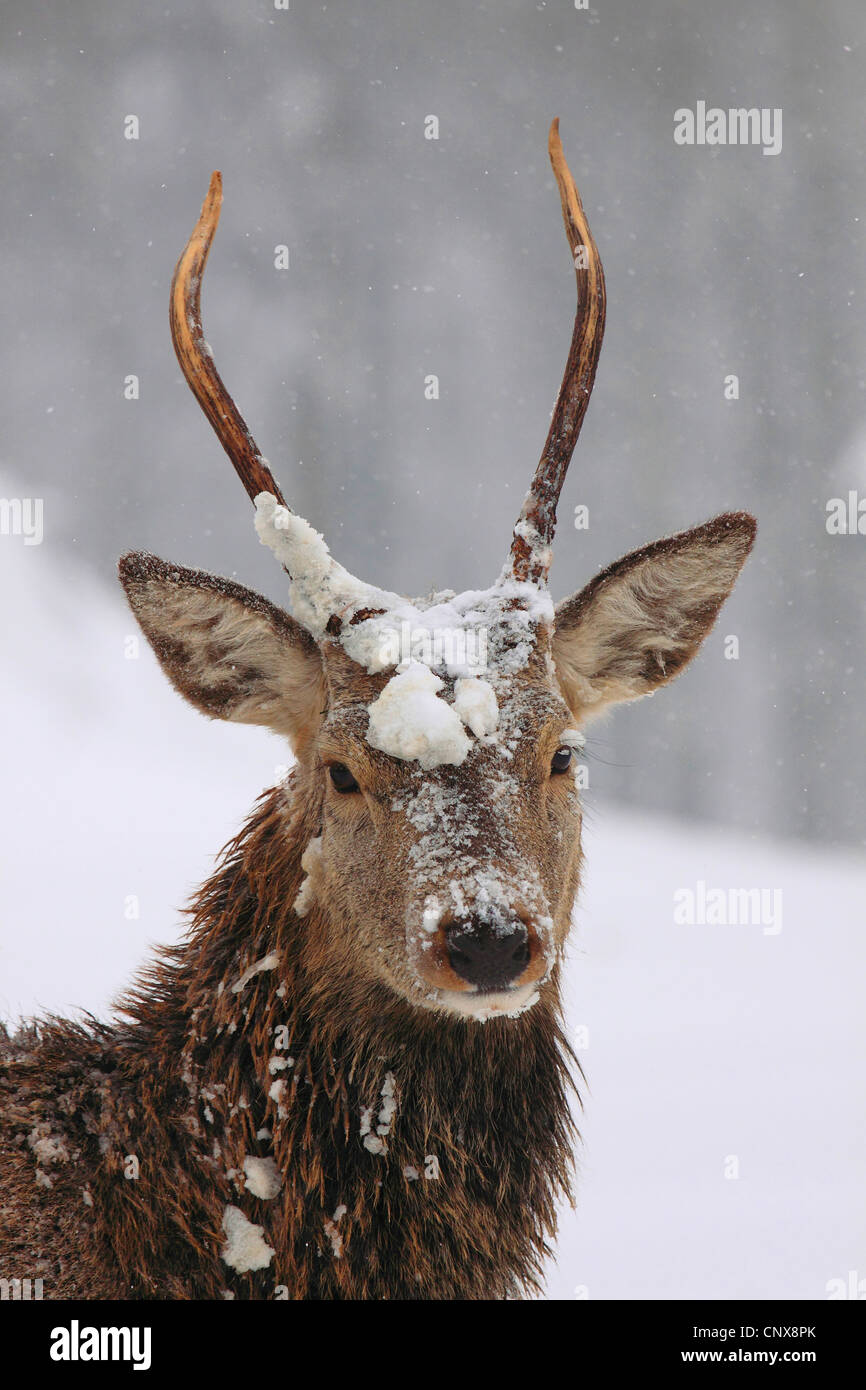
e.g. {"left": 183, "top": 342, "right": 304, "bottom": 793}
{"left": 506, "top": 119, "right": 607, "bottom": 586}
{"left": 170, "top": 173, "right": 392, "bottom": 640}
{"left": 169, "top": 137, "right": 603, "bottom": 643}
{"left": 169, "top": 172, "right": 288, "bottom": 509}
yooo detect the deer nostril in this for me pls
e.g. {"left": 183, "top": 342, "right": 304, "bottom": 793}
{"left": 445, "top": 917, "right": 531, "bottom": 992}
{"left": 511, "top": 939, "right": 530, "bottom": 968}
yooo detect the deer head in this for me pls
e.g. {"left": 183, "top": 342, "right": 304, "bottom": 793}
{"left": 120, "top": 121, "right": 755, "bottom": 1024}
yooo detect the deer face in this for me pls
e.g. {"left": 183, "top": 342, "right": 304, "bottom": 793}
{"left": 122, "top": 507, "right": 754, "bottom": 1022}
{"left": 307, "top": 639, "right": 582, "bottom": 1020}
{"left": 119, "top": 120, "right": 756, "bottom": 1023}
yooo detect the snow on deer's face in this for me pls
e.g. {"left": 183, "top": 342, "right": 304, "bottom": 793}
{"left": 305, "top": 619, "right": 583, "bottom": 1022}
{"left": 243, "top": 496, "right": 756, "bottom": 1021}
{"left": 247, "top": 494, "right": 582, "bottom": 1018}
{"left": 120, "top": 507, "right": 754, "bottom": 1025}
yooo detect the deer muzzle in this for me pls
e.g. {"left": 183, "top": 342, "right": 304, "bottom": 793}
{"left": 417, "top": 907, "right": 547, "bottom": 997}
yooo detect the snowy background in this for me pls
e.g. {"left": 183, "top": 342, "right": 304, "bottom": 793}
{"left": 1, "top": 0, "right": 864, "bottom": 1299}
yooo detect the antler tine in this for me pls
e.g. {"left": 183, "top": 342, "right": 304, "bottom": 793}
{"left": 170, "top": 174, "right": 388, "bottom": 637}
{"left": 169, "top": 172, "right": 288, "bottom": 509}
{"left": 508, "top": 119, "right": 607, "bottom": 586}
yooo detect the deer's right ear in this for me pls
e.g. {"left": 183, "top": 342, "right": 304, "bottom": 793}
{"left": 118, "top": 552, "right": 325, "bottom": 752}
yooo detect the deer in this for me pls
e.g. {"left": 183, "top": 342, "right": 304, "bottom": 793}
{"left": 0, "top": 121, "right": 755, "bottom": 1301}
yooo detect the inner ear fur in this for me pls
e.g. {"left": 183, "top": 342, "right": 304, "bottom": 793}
{"left": 118, "top": 552, "right": 325, "bottom": 751}
{"left": 552, "top": 512, "right": 756, "bottom": 722}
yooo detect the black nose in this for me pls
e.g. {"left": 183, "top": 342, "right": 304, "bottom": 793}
{"left": 445, "top": 916, "right": 530, "bottom": 992}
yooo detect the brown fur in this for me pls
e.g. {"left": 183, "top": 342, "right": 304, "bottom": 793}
{"left": 0, "top": 514, "right": 754, "bottom": 1300}
{"left": 1, "top": 786, "right": 577, "bottom": 1300}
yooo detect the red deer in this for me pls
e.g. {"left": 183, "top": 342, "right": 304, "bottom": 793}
{"left": 0, "top": 121, "right": 755, "bottom": 1300}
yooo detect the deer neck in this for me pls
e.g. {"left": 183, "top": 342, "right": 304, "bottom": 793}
{"left": 114, "top": 777, "right": 577, "bottom": 1297}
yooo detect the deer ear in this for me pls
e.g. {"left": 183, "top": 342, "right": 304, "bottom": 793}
{"left": 118, "top": 552, "right": 325, "bottom": 752}
{"left": 552, "top": 513, "right": 756, "bottom": 722}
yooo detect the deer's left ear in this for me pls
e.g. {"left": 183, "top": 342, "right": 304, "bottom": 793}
{"left": 552, "top": 512, "right": 756, "bottom": 722}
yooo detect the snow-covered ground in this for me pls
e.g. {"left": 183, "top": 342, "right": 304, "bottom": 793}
{"left": 551, "top": 809, "right": 866, "bottom": 1300}
{"left": 2, "top": 534, "right": 864, "bottom": 1299}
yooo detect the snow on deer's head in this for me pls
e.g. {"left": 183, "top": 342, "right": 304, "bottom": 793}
{"left": 119, "top": 122, "right": 756, "bottom": 1022}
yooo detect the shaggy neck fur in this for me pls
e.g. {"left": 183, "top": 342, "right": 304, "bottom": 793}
{"left": 1, "top": 775, "right": 579, "bottom": 1301}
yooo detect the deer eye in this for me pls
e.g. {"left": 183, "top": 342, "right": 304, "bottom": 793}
{"left": 551, "top": 747, "right": 573, "bottom": 775}
{"left": 329, "top": 763, "right": 360, "bottom": 793}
